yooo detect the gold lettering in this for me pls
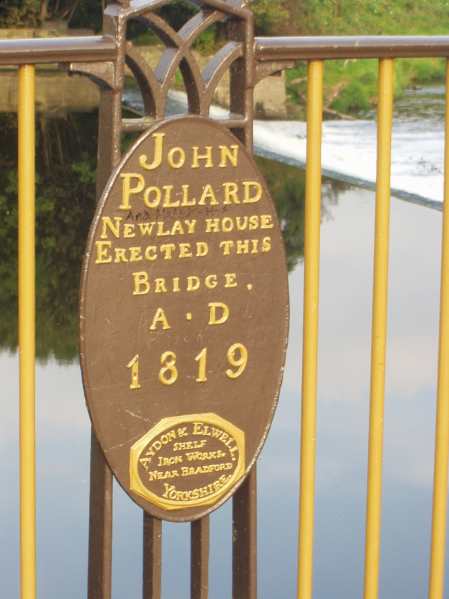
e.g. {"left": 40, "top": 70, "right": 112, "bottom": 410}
{"left": 243, "top": 181, "right": 262, "bottom": 204}
{"left": 237, "top": 240, "right": 250, "bottom": 255}
{"left": 123, "top": 223, "right": 136, "bottom": 239}
{"left": 236, "top": 216, "right": 249, "bottom": 231}
{"left": 205, "top": 274, "right": 218, "bottom": 289}
{"left": 219, "top": 144, "right": 239, "bottom": 167}
{"left": 167, "top": 146, "right": 185, "bottom": 169}
{"left": 226, "top": 343, "right": 248, "bottom": 378}
{"left": 181, "top": 184, "right": 196, "bottom": 207}
{"left": 260, "top": 214, "right": 274, "bottom": 229}
{"left": 171, "top": 221, "right": 184, "bottom": 235}
{"left": 205, "top": 218, "right": 220, "bottom": 233}
{"left": 187, "top": 276, "right": 200, "bottom": 292}
{"left": 192, "top": 422, "right": 204, "bottom": 435}
{"left": 197, "top": 242, "right": 209, "bottom": 257}
{"left": 222, "top": 182, "right": 239, "bottom": 205}
{"left": 138, "top": 222, "right": 156, "bottom": 236}
{"left": 192, "top": 145, "right": 213, "bottom": 168}
{"left": 154, "top": 279, "right": 168, "bottom": 294}
{"left": 185, "top": 219, "right": 196, "bottom": 234}
{"left": 114, "top": 248, "right": 128, "bottom": 263}
{"left": 224, "top": 273, "right": 238, "bottom": 288}
{"left": 139, "top": 132, "right": 165, "bottom": 171}
{"left": 119, "top": 173, "right": 145, "bottom": 210}
{"left": 129, "top": 246, "right": 143, "bottom": 262}
{"left": 127, "top": 354, "right": 141, "bottom": 390}
{"left": 179, "top": 243, "right": 193, "bottom": 258}
{"left": 150, "top": 307, "right": 171, "bottom": 331}
{"left": 144, "top": 186, "right": 161, "bottom": 209}
{"left": 95, "top": 241, "right": 113, "bottom": 264}
{"left": 208, "top": 302, "right": 230, "bottom": 326}
{"left": 145, "top": 246, "right": 157, "bottom": 261}
{"left": 199, "top": 184, "right": 218, "bottom": 206}
{"left": 249, "top": 215, "right": 259, "bottom": 230}
{"left": 148, "top": 469, "right": 179, "bottom": 481}
{"left": 156, "top": 221, "right": 171, "bottom": 237}
{"left": 221, "top": 217, "right": 233, "bottom": 233}
{"left": 158, "top": 455, "right": 183, "bottom": 467}
{"left": 159, "top": 351, "right": 178, "bottom": 384}
{"left": 162, "top": 185, "right": 180, "bottom": 208}
{"left": 160, "top": 243, "right": 176, "bottom": 260}
{"left": 100, "top": 216, "right": 122, "bottom": 240}
{"left": 262, "top": 236, "right": 272, "bottom": 252}
{"left": 220, "top": 240, "right": 234, "bottom": 255}
{"left": 132, "top": 271, "right": 150, "bottom": 295}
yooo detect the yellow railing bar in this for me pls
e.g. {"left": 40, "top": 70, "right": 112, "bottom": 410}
{"left": 428, "top": 59, "right": 449, "bottom": 599}
{"left": 297, "top": 59, "right": 323, "bottom": 599}
{"left": 363, "top": 58, "right": 394, "bottom": 599}
{"left": 18, "top": 64, "right": 36, "bottom": 599}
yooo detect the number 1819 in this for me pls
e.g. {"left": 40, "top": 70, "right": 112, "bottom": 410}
{"left": 126, "top": 343, "right": 248, "bottom": 389}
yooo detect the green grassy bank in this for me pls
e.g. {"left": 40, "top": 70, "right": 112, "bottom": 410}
{"left": 277, "top": 0, "right": 449, "bottom": 116}
{"left": 286, "top": 57, "right": 446, "bottom": 117}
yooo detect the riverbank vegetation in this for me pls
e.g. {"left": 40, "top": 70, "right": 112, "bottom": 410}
{"left": 1, "top": 0, "right": 449, "bottom": 114}
{"left": 280, "top": 0, "right": 449, "bottom": 116}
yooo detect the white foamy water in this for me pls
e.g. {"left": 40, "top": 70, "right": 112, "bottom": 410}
{"left": 254, "top": 118, "right": 444, "bottom": 208}
{"left": 125, "top": 86, "right": 446, "bottom": 208}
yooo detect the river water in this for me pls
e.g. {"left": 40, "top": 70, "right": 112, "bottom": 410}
{"left": 125, "top": 84, "right": 448, "bottom": 208}
{"left": 1, "top": 80, "right": 448, "bottom": 598}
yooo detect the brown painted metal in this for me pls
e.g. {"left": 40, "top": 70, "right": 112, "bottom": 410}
{"left": 233, "top": 468, "right": 257, "bottom": 599}
{"left": 120, "top": 7, "right": 246, "bottom": 121}
{"left": 68, "top": 61, "right": 116, "bottom": 91}
{"left": 87, "top": 432, "right": 113, "bottom": 599}
{"left": 80, "top": 115, "right": 289, "bottom": 522}
{"left": 0, "top": 36, "right": 117, "bottom": 66}
{"left": 87, "top": 82, "right": 123, "bottom": 599}
{"left": 191, "top": 517, "right": 210, "bottom": 599}
{"left": 1, "top": 33, "right": 449, "bottom": 71}
{"left": 2, "top": 32, "right": 449, "bottom": 70}
{"left": 224, "top": 14, "right": 259, "bottom": 599}
{"left": 255, "top": 35, "right": 449, "bottom": 62}
{"left": 143, "top": 514, "right": 162, "bottom": 599}
{"left": 255, "top": 60, "right": 295, "bottom": 84}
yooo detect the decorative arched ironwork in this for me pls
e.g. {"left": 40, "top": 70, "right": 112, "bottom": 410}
{"left": 98, "top": 0, "right": 254, "bottom": 128}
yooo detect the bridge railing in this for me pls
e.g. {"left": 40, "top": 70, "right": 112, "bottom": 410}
{"left": 5, "top": 35, "right": 117, "bottom": 599}
{"left": 3, "top": 27, "right": 449, "bottom": 599}
{"left": 255, "top": 35, "right": 449, "bottom": 599}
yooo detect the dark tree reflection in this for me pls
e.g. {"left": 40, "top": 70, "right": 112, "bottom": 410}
{"left": 0, "top": 112, "right": 309, "bottom": 363}
{"left": 255, "top": 155, "right": 306, "bottom": 272}
{"left": 0, "top": 111, "right": 98, "bottom": 363}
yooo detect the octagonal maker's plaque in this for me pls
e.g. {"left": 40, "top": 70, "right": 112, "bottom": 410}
{"left": 130, "top": 413, "right": 245, "bottom": 510}
{"left": 80, "top": 116, "right": 289, "bottom": 522}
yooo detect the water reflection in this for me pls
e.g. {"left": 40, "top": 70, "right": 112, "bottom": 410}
{"left": 1, "top": 104, "right": 447, "bottom": 598}
{"left": 0, "top": 112, "right": 98, "bottom": 361}
{"left": 0, "top": 113, "right": 315, "bottom": 361}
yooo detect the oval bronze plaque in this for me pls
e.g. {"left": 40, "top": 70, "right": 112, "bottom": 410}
{"left": 80, "top": 116, "right": 289, "bottom": 522}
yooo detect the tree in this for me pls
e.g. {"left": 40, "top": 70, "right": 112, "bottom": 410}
{"left": 0, "top": 0, "right": 40, "bottom": 27}
{"left": 39, "top": 1, "right": 82, "bottom": 23}
{"left": 249, "top": 0, "right": 290, "bottom": 35}
{"left": 0, "top": 0, "right": 101, "bottom": 29}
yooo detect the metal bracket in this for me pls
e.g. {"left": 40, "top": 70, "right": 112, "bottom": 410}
{"left": 255, "top": 60, "right": 294, "bottom": 84}
{"left": 67, "top": 61, "right": 117, "bottom": 90}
